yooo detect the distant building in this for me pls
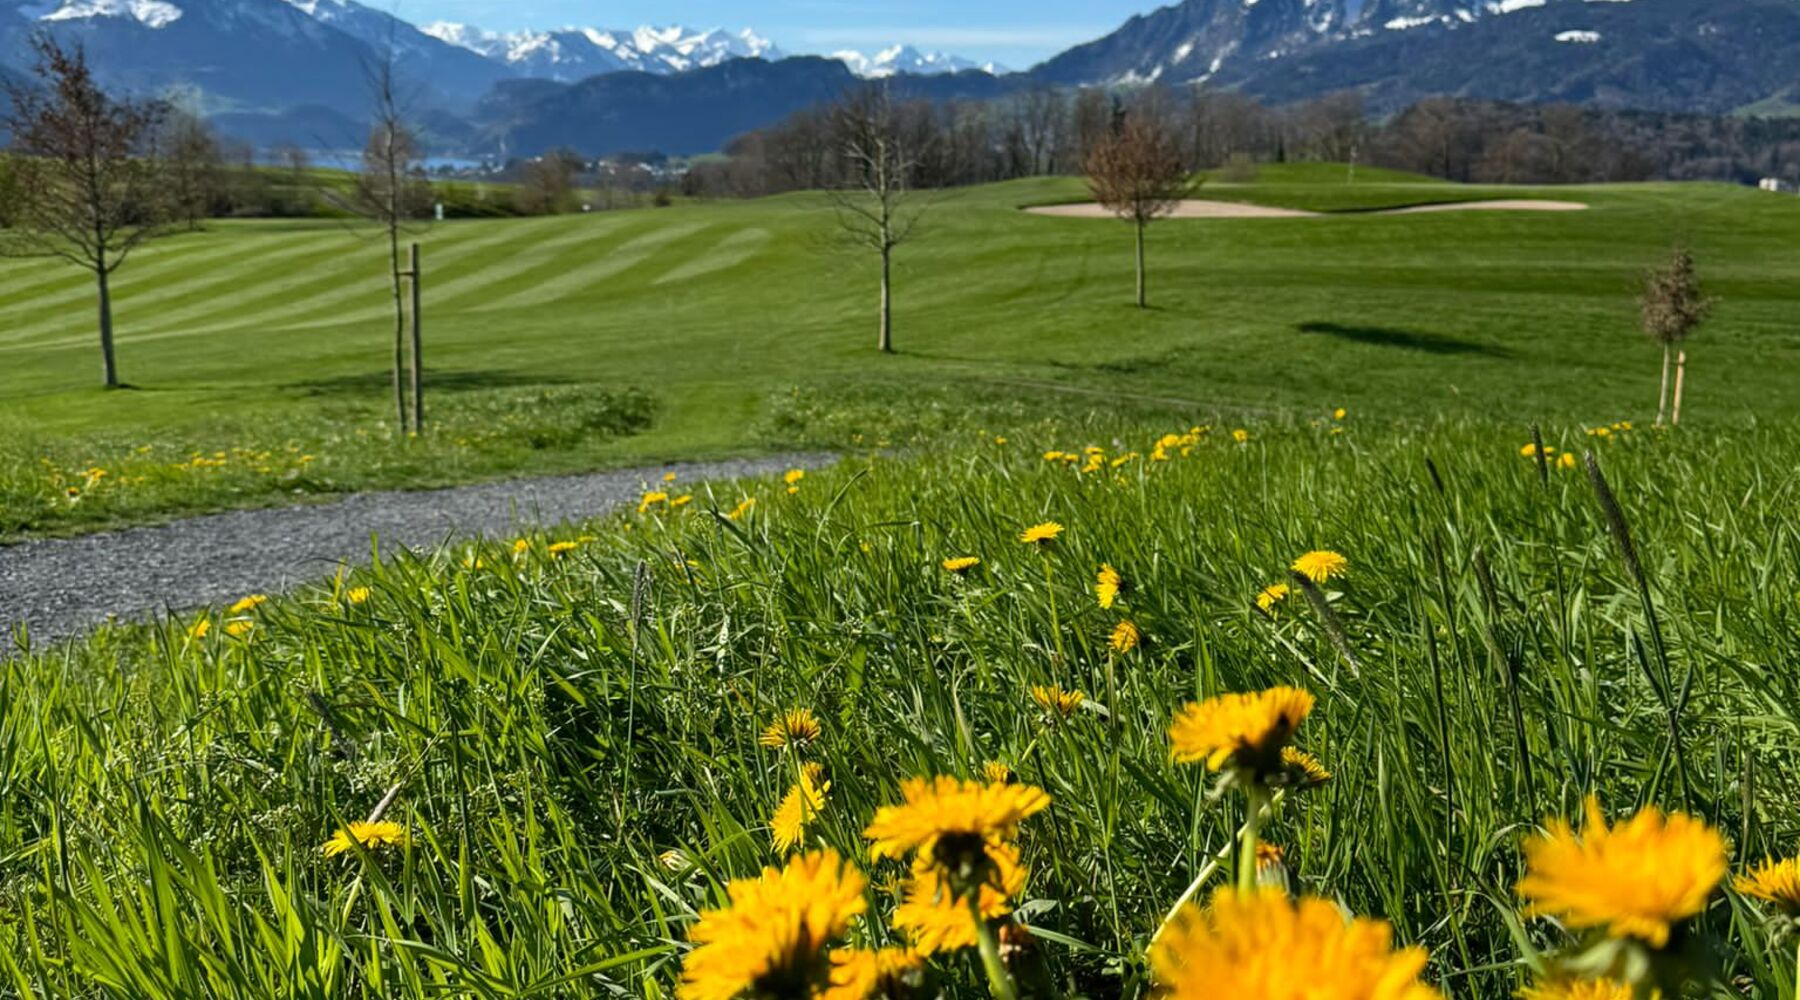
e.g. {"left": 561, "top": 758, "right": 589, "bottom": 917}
{"left": 1759, "top": 178, "right": 1787, "bottom": 193}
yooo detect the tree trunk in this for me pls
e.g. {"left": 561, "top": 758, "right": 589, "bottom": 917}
{"left": 388, "top": 228, "right": 407, "bottom": 435}
{"left": 409, "top": 242, "right": 424, "bottom": 433}
{"left": 1656, "top": 343, "right": 1671, "bottom": 426}
{"left": 1671, "top": 349, "right": 1687, "bottom": 426}
{"left": 1134, "top": 218, "right": 1147, "bottom": 309}
{"left": 96, "top": 265, "right": 119, "bottom": 389}
{"left": 878, "top": 243, "right": 893, "bottom": 354}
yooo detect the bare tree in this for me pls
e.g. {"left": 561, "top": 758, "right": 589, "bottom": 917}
{"left": 2, "top": 36, "right": 166, "bottom": 388}
{"left": 1639, "top": 247, "right": 1713, "bottom": 426}
{"left": 516, "top": 148, "right": 583, "bottom": 215}
{"left": 826, "top": 87, "right": 927, "bottom": 354}
{"left": 159, "top": 105, "right": 225, "bottom": 230}
{"left": 335, "top": 46, "right": 432, "bottom": 434}
{"left": 1085, "top": 112, "right": 1193, "bottom": 309}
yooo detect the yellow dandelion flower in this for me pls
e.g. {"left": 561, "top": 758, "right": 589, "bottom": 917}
{"left": 1169, "top": 686, "right": 1315, "bottom": 775}
{"left": 323, "top": 820, "right": 411, "bottom": 857}
{"left": 346, "top": 586, "right": 372, "bottom": 605}
{"left": 671, "top": 494, "right": 694, "bottom": 508}
{"left": 547, "top": 541, "right": 580, "bottom": 557}
{"left": 1019, "top": 521, "right": 1063, "bottom": 545}
{"left": 1558, "top": 452, "right": 1578, "bottom": 471}
{"left": 784, "top": 469, "right": 806, "bottom": 486}
{"left": 225, "top": 620, "right": 255, "bottom": 638}
{"left": 1031, "top": 685, "right": 1085, "bottom": 719}
{"left": 1150, "top": 888, "right": 1441, "bottom": 1000}
{"left": 824, "top": 947, "right": 924, "bottom": 1000}
{"left": 728, "top": 497, "right": 757, "bottom": 521}
{"left": 679, "top": 850, "right": 867, "bottom": 1000}
{"left": 229, "top": 594, "right": 268, "bottom": 615}
{"left": 1519, "top": 980, "right": 1635, "bottom": 1000}
{"left": 772, "top": 763, "right": 830, "bottom": 853}
{"left": 1291, "top": 550, "right": 1349, "bottom": 584}
{"left": 186, "top": 617, "right": 211, "bottom": 639}
{"left": 1521, "top": 443, "right": 1556, "bottom": 458}
{"left": 863, "top": 776, "right": 1051, "bottom": 866}
{"left": 1516, "top": 797, "right": 1726, "bottom": 948}
{"left": 1256, "top": 583, "right": 1291, "bottom": 612}
{"left": 1333, "top": 408, "right": 1347, "bottom": 420}
{"left": 1043, "top": 450, "right": 1067, "bottom": 461}
{"left": 894, "top": 841, "right": 1027, "bottom": 955}
{"left": 760, "top": 708, "right": 823, "bottom": 750}
{"left": 1232, "top": 429, "right": 1250, "bottom": 443}
{"left": 663, "top": 471, "right": 679, "bottom": 482}
{"left": 512, "top": 538, "right": 531, "bottom": 556}
{"left": 1736, "top": 857, "right": 1800, "bottom": 915}
{"left": 981, "top": 761, "right": 1014, "bottom": 784}
{"left": 639, "top": 491, "right": 671, "bottom": 513}
{"left": 1110, "top": 620, "right": 1141, "bottom": 654}
{"left": 1280, "top": 747, "right": 1331, "bottom": 788}
{"left": 1096, "top": 564, "right": 1123, "bottom": 609}
{"left": 1255, "top": 842, "right": 1285, "bottom": 872}
{"left": 942, "top": 556, "right": 982, "bottom": 574}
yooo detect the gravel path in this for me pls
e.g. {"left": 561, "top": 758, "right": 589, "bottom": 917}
{"left": 0, "top": 454, "right": 828, "bottom": 645}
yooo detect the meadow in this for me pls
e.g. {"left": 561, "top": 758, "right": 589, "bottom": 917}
{"left": 3, "top": 165, "right": 1800, "bottom": 537}
{"left": 3, "top": 413, "right": 1799, "bottom": 998}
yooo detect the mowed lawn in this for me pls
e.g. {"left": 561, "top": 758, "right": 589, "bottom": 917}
{"left": 0, "top": 166, "right": 1796, "bottom": 520}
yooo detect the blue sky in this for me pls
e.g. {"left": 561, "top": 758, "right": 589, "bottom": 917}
{"left": 398, "top": 0, "right": 1155, "bottom": 68}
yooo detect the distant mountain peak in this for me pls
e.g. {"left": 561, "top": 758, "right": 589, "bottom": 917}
{"left": 831, "top": 44, "right": 1010, "bottom": 78}
{"left": 22, "top": 0, "right": 183, "bottom": 29}
{"left": 420, "top": 20, "right": 784, "bottom": 80}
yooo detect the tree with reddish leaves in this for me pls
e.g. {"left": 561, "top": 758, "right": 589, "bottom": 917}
{"left": 2, "top": 35, "right": 167, "bottom": 389}
{"left": 1084, "top": 110, "right": 1193, "bottom": 309}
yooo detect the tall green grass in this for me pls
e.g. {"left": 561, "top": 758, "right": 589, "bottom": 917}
{"left": 1, "top": 414, "right": 1797, "bottom": 997}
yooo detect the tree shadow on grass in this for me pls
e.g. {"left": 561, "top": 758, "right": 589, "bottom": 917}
{"left": 282, "top": 369, "right": 575, "bottom": 398}
{"left": 1296, "top": 321, "right": 1511, "bottom": 358}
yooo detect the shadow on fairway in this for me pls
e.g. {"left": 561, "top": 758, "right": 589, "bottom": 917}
{"left": 1297, "top": 321, "right": 1510, "bottom": 358}
{"left": 282, "top": 369, "right": 576, "bottom": 397}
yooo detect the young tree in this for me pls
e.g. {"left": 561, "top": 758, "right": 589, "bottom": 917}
{"left": 159, "top": 106, "right": 226, "bottom": 229}
{"left": 1084, "top": 112, "right": 1192, "bottom": 309}
{"left": 1, "top": 36, "right": 166, "bottom": 388}
{"left": 1639, "top": 246, "right": 1713, "bottom": 426}
{"left": 827, "top": 87, "right": 927, "bottom": 355}
{"left": 516, "top": 148, "right": 583, "bottom": 215}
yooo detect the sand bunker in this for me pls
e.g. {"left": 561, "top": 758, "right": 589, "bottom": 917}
{"left": 1025, "top": 198, "right": 1588, "bottom": 219}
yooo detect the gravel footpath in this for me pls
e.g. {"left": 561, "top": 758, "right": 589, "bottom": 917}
{"left": 0, "top": 454, "right": 829, "bottom": 645}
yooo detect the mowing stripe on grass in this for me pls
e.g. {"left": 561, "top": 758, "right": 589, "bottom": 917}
{"left": 651, "top": 228, "right": 772, "bottom": 286}
{"left": 469, "top": 221, "right": 716, "bottom": 312}
{"left": 0, "top": 236, "right": 255, "bottom": 328}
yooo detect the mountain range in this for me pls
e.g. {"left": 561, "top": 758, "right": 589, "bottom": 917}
{"left": 1, "top": 0, "right": 1797, "bottom": 159}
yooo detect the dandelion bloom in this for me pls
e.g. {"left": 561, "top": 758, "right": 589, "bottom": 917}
{"left": 679, "top": 850, "right": 867, "bottom": 1000}
{"left": 772, "top": 763, "right": 830, "bottom": 853}
{"left": 1519, "top": 980, "right": 1633, "bottom": 1000}
{"left": 863, "top": 776, "right": 1050, "bottom": 865}
{"left": 187, "top": 618, "right": 211, "bottom": 639}
{"left": 1095, "top": 564, "right": 1123, "bottom": 608}
{"left": 1516, "top": 797, "right": 1726, "bottom": 948}
{"left": 1558, "top": 452, "right": 1578, "bottom": 471}
{"left": 1232, "top": 429, "right": 1250, "bottom": 443}
{"left": 1256, "top": 583, "right": 1291, "bottom": 612}
{"left": 825, "top": 948, "right": 923, "bottom": 1000}
{"left": 941, "top": 556, "right": 981, "bottom": 574}
{"left": 671, "top": 494, "right": 694, "bottom": 508}
{"left": 894, "top": 841, "right": 1027, "bottom": 954}
{"left": 760, "top": 708, "right": 823, "bottom": 750}
{"left": 1333, "top": 408, "right": 1347, "bottom": 420}
{"left": 1736, "top": 857, "right": 1800, "bottom": 915}
{"left": 512, "top": 538, "right": 531, "bottom": 555}
{"left": 784, "top": 469, "right": 806, "bottom": 486}
{"left": 323, "top": 820, "right": 411, "bottom": 857}
{"left": 1291, "top": 551, "right": 1349, "bottom": 584}
{"left": 229, "top": 594, "right": 268, "bottom": 615}
{"left": 1031, "top": 685, "right": 1085, "bottom": 719}
{"left": 1280, "top": 747, "right": 1331, "bottom": 788}
{"left": 639, "top": 491, "right": 671, "bottom": 513}
{"left": 1019, "top": 522, "right": 1063, "bottom": 545}
{"left": 1170, "top": 687, "right": 1315, "bottom": 775}
{"left": 1521, "top": 443, "right": 1556, "bottom": 458}
{"left": 346, "top": 587, "right": 372, "bottom": 605}
{"left": 663, "top": 471, "right": 679, "bottom": 482}
{"left": 1110, "top": 620, "right": 1141, "bottom": 654}
{"left": 547, "top": 541, "right": 580, "bottom": 557}
{"left": 981, "top": 761, "right": 1014, "bottom": 784}
{"left": 225, "top": 620, "right": 255, "bottom": 638}
{"left": 727, "top": 497, "right": 757, "bottom": 521}
{"left": 1149, "top": 888, "right": 1440, "bottom": 1000}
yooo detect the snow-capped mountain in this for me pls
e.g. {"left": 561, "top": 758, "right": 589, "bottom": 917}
{"left": 829, "top": 45, "right": 1010, "bottom": 78}
{"left": 422, "top": 22, "right": 783, "bottom": 81}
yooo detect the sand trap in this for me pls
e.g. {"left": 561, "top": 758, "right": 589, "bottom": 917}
{"left": 1025, "top": 198, "right": 1588, "bottom": 219}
